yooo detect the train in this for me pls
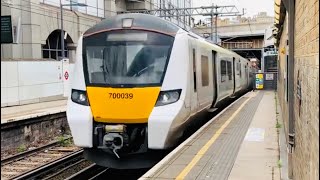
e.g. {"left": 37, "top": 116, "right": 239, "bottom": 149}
{"left": 67, "top": 13, "right": 255, "bottom": 169}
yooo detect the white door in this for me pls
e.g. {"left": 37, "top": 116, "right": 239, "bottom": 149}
{"left": 189, "top": 40, "right": 198, "bottom": 114}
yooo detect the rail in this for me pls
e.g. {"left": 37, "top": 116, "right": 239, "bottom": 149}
{"left": 65, "top": 164, "right": 108, "bottom": 180}
{"left": 1, "top": 138, "right": 83, "bottom": 180}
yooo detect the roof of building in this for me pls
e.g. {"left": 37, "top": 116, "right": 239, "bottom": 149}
{"left": 219, "top": 30, "right": 266, "bottom": 38}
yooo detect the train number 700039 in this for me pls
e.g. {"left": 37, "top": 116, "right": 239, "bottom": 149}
{"left": 109, "top": 93, "right": 133, "bottom": 99}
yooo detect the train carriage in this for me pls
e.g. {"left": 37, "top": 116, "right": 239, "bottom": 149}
{"left": 67, "top": 13, "right": 254, "bottom": 169}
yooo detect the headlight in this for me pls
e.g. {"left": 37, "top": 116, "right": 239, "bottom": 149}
{"left": 155, "top": 89, "right": 181, "bottom": 106}
{"left": 71, "top": 89, "right": 89, "bottom": 106}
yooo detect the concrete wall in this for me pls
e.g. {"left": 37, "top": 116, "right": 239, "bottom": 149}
{"left": 192, "top": 22, "right": 273, "bottom": 37}
{"left": 1, "top": 1, "right": 101, "bottom": 62}
{"left": 0, "top": 0, "right": 103, "bottom": 107}
{"left": 277, "top": 0, "right": 319, "bottom": 179}
{"left": 1, "top": 60, "right": 74, "bottom": 107}
{"left": 127, "top": 1, "right": 154, "bottom": 10}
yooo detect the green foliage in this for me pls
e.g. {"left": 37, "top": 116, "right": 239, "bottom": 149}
{"left": 17, "top": 144, "right": 27, "bottom": 153}
{"left": 276, "top": 122, "right": 282, "bottom": 128}
{"left": 57, "top": 136, "right": 72, "bottom": 147}
{"left": 277, "top": 159, "right": 282, "bottom": 168}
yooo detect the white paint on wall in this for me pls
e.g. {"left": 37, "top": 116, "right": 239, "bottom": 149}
{"left": 1, "top": 61, "right": 75, "bottom": 107}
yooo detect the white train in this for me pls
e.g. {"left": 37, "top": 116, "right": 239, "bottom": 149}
{"left": 67, "top": 13, "right": 254, "bottom": 169}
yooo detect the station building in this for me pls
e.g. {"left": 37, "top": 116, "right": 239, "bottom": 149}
{"left": 1, "top": 0, "right": 191, "bottom": 107}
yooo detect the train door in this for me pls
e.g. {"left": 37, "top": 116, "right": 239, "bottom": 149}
{"left": 211, "top": 50, "right": 217, "bottom": 105}
{"left": 245, "top": 63, "right": 248, "bottom": 87}
{"left": 232, "top": 57, "right": 236, "bottom": 95}
{"left": 189, "top": 41, "right": 198, "bottom": 114}
{"left": 198, "top": 50, "right": 212, "bottom": 110}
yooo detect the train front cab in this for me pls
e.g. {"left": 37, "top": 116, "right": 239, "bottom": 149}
{"left": 67, "top": 27, "right": 193, "bottom": 168}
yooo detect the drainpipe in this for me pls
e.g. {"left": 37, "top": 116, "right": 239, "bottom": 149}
{"left": 286, "top": 0, "right": 295, "bottom": 178}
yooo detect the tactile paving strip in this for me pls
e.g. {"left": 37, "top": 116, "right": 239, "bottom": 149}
{"left": 190, "top": 91, "right": 264, "bottom": 180}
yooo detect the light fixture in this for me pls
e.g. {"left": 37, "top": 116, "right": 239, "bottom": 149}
{"left": 122, "top": 18, "right": 133, "bottom": 28}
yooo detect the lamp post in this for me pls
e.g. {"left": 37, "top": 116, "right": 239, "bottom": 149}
{"left": 60, "top": 0, "right": 87, "bottom": 59}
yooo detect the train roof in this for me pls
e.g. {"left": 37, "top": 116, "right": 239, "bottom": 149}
{"left": 83, "top": 14, "right": 248, "bottom": 61}
{"left": 84, "top": 13, "right": 180, "bottom": 37}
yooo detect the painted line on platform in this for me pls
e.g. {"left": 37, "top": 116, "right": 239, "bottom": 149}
{"left": 139, "top": 91, "right": 257, "bottom": 180}
{"left": 175, "top": 94, "right": 253, "bottom": 179}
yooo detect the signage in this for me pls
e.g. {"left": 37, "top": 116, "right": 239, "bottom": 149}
{"left": 1, "top": 16, "right": 13, "bottom": 43}
{"left": 265, "top": 73, "right": 274, "bottom": 80}
{"left": 255, "top": 73, "right": 264, "bottom": 89}
{"left": 62, "top": 58, "right": 70, "bottom": 97}
{"left": 64, "top": 71, "right": 69, "bottom": 80}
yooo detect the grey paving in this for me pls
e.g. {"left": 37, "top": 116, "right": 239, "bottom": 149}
{"left": 193, "top": 92, "right": 264, "bottom": 180}
{"left": 145, "top": 92, "right": 266, "bottom": 180}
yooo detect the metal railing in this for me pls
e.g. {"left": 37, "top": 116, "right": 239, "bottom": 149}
{"left": 221, "top": 41, "right": 254, "bottom": 49}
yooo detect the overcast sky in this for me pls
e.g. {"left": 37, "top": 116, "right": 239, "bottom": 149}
{"left": 192, "top": 0, "right": 274, "bottom": 20}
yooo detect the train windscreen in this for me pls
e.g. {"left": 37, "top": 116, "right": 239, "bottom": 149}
{"left": 83, "top": 30, "right": 174, "bottom": 87}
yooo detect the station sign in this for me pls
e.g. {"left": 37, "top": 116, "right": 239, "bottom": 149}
{"left": 1, "top": 16, "right": 13, "bottom": 43}
{"left": 62, "top": 58, "right": 70, "bottom": 97}
{"left": 255, "top": 73, "right": 264, "bottom": 89}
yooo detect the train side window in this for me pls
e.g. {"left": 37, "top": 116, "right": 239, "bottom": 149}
{"left": 201, "top": 55, "right": 209, "bottom": 86}
{"left": 240, "top": 63, "right": 242, "bottom": 77}
{"left": 227, "top": 61, "right": 232, "bottom": 80}
{"left": 236, "top": 63, "right": 240, "bottom": 75}
{"left": 220, "top": 60, "right": 227, "bottom": 82}
{"left": 193, "top": 49, "right": 197, "bottom": 92}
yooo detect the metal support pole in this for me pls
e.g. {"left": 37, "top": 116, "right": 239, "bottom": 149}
{"left": 183, "top": 0, "right": 186, "bottom": 29}
{"left": 215, "top": 14, "right": 218, "bottom": 44}
{"left": 211, "top": 14, "right": 213, "bottom": 41}
{"left": 60, "top": 0, "right": 65, "bottom": 59}
{"left": 211, "top": 4, "right": 214, "bottom": 41}
{"left": 288, "top": 0, "right": 295, "bottom": 178}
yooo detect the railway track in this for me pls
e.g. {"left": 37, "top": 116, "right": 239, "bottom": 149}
{"left": 1, "top": 139, "right": 83, "bottom": 180}
{"left": 65, "top": 164, "right": 108, "bottom": 180}
{"left": 65, "top": 164, "right": 149, "bottom": 180}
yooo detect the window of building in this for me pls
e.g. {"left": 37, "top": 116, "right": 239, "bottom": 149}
{"left": 42, "top": 30, "right": 73, "bottom": 60}
{"left": 201, "top": 55, "right": 209, "bottom": 86}
{"left": 42, "top": 0, "right": 105, "bottom": 18}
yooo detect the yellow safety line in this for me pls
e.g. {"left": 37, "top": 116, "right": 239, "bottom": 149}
{"left": 175, "top": 94, "right": 254, "bottom": 180}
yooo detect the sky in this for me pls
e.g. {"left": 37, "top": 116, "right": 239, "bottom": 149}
{"left": 192, "top": 0, "right": 274, "bottom": 21}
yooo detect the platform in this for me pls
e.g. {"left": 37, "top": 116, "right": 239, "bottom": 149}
{"left": 1, "top": 100, "right": 67, "bottom": 124}
{"left": 140, "top": 91, "right": 280, "bottom": 180}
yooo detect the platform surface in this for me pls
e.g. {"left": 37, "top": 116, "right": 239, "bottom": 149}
{"left": 1, "top": 100, "right": 67, "bottom": 124}
{"left": 140, "top": 91, "right": 280, "bottom": 180}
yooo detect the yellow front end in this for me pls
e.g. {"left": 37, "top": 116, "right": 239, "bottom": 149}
{"left": 86, "top": 87, "right": 161, "bottom": 123}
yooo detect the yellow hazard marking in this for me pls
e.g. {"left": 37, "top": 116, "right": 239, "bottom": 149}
{"left": 86, "top": 86, "right": 161, "bottom": 123}
{"left": 175, "top": 93, "right": 254, "bottom": 179}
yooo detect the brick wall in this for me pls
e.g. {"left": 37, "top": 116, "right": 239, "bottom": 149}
{"left": 278, "top": 0, "right": 319, "bottom": 180}
{"left": 277, "top": 14, "right": 290, "bottom": 139}
{"left": 292, "top": 0, "right": 319, "bottom": 179}
{"left": 277, "top": 0, "right": 319, "bottom": 179}
{"left": 1, "top": 113, "right": 70, "bottom": 153}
